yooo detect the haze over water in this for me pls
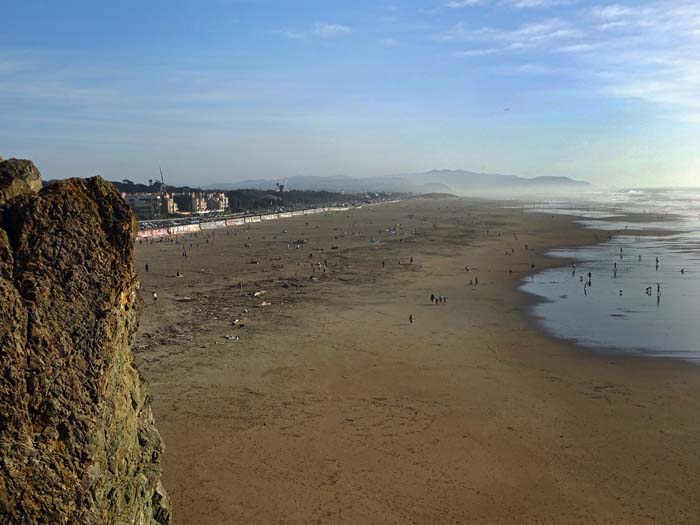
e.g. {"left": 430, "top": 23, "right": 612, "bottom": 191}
{"left": 520, "top": 188, "right": 700, "bottom": 362}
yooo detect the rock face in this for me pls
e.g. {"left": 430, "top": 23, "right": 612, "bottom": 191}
{"left": 0, "top": 159, "right": 170, "bottom": 524}
{"left": 0, "top": 159, "right": 42, "bottom": 206}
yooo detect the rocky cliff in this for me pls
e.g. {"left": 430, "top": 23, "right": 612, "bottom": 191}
{"left": 0, "top": 159, "right": 170, "bottom": 524}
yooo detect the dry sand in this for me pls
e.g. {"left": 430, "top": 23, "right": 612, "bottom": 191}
{"left": 134, "top": 199, "right": 700, "bottom": 524}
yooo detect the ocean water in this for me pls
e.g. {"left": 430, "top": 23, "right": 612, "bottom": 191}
{"left": 519, "top": 188, "right": 700, "bottom": 362}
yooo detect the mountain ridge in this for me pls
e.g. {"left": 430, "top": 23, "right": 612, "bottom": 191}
{"left": 204, "top": 170, "right": 590, "bottom": 195}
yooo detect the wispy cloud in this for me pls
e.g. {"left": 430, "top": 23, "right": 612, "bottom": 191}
{"left": 277, "top": 23, "right": 352, "bottom": 40}
{"left": 444, "top": 0, "right": 485, "bottom": 8}
{"left": 582, "top": 2, "right": 700, "bottom": 117}
{"left": 0, "top": 61, "right": 24, "bottom": 75}
{"left": 440, "top": 17, "right": 581, "bottom": 47}
{"left": 445, "top": 0, "right": 577, "bottom": 8}
{"left": 590, "top": 4, "right": 638, "bottom": 19}
{"left": 437, "top": 0, "right": 700, "bottom": 121}
{"left": 500, "top": 0, "right": 578, "bottom": 7}
{"left": 495, "top": 62, "right": 572, "bottom": 75}
{"left": 313, "top": 23, "right": 352, "bottom": 38}
{"left": 452, "top": 48, "right": 498, "bottom": 57}
{"left": 554, "top": 42, "right": 604, "bottom": 53}
{"left": 381, "top": 38, "right": 398, "bottom": 47}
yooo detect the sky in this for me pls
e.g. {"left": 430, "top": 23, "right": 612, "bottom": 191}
{"left": 1, "top": 0, "right": 699, "bottom": 187}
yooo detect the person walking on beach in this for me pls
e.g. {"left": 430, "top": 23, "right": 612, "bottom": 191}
{"left": 152, "top": 292, "right": 158, "bottom": 303}
{"left": 430, "top": 293, "right": 435, "bottom": 304}
{"left": 409, "top": 314, "right": 414, "bottom": 324}
{"left": 145, "top": 263, "right": 149, "bottom": 273}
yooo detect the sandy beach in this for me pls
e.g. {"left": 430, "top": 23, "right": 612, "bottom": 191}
{"left": 134, "top": 199, "right": 700, "bottom": 524}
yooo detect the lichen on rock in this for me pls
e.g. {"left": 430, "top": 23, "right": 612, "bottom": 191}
{"left": 0, "top": 159, "right": 170, "bottom": 524}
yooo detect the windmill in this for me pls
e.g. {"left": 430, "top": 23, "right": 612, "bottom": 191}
{"left": 155, "top": 166, "right": 168, "bottom": 218}
{"left": 159, "top": 167, "right": 166, "bottom": 195}
{"left": 276, "top": 177, "right": 289, "bottom": 193}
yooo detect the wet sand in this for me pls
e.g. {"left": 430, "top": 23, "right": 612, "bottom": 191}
{"left": 134, "top": 199, "right": 700, "bottom": 524}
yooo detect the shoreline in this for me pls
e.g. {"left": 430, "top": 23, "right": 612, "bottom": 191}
{"left": 135, "top": 198, "right": 700, "bottom": 523}
{"left": 517, "top": 208, "right": 698, "bottom": 364}
{"left": 478, "top": 207, "right": 696, "bottom": 372}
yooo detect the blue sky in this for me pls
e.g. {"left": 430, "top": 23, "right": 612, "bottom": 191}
{"left": 1, "top": 0, "right": 699, "bottom": 187}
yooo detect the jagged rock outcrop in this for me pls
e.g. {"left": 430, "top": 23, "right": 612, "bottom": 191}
{"left": 0, "top": 159, "right": 42, "bottom": 206}
{"left": 0, "top": 159, "right": 170, "bottom": 524}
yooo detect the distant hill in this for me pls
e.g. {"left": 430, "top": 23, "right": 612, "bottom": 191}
{"left": 206, "top": 170, "right": 590, "bottom": 196}
{"left": 206, "top": 175, "right": 451, "bottom": 194}
{"left": 400, "top": 170, "right": 591, "bottom": 196}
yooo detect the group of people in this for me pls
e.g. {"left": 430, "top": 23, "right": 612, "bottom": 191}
{"left": 572, "top": 249, "right": 676, "bottom": 302}
{"left": 644, "top": 284, "right": 661, "bottom": 297}
{"left": 430, "top": 293, "right": 447, "bottom": 304}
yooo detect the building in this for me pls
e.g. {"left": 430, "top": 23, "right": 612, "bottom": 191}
{"left": 173, "top": 191, "right": 228, "bottom": 214}
{"left": 123, "top": 193, "right": 177, "bottom": 220}
{"left": 125, "top": 190, "right": 229, "bottom": 218}
{"left": 172, "top": 192, "right": 206, "bottom": 214}
{"left": 205, "top": 191, "right": 229, "bottom": 212}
